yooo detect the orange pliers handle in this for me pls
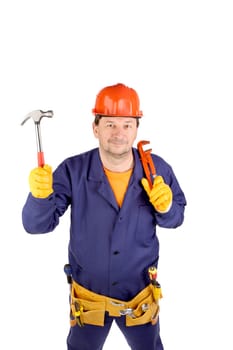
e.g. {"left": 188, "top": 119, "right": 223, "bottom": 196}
{"left": 137, "top": 140, "right": 156, "bottom": 189}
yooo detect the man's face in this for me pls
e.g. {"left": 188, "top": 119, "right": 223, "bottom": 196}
{"left": 92, "top": 116, "right": 138, "bottom": 158}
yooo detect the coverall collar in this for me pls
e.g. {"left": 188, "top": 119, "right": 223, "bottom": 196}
{"left": 87, "top": 147, "right": 144, "bottom": 183}
{"left": 87, "top": 148, "right": 144, "bottom": 211}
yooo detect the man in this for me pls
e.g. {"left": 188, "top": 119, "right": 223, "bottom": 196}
{"left": 22, "top": 83, "right": 186, "bottom": 350}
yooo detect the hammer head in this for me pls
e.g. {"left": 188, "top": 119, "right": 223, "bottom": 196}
{"left": 21, "top": 110, "right": 53, "bottom": 125}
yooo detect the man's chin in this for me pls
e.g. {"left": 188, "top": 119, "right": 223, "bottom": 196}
{"left": 109, "top": 148, "right": 130, "bottom": 158}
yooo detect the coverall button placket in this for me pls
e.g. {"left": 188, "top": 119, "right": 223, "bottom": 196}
{"left": 108, "top": 211, "right": 126, "bottom": 296}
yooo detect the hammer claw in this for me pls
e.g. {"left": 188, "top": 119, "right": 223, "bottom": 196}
{"left": 20, "top": 115, "right": 31, "bottom": 126}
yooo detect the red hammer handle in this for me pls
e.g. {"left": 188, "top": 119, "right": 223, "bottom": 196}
{"left": 37, "top": 152, "right": 45, "bottom": 167}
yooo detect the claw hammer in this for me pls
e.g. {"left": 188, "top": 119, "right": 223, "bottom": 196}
{"left": 21, "top": 110, "right": 53, "bottom": 167}
{"left": 137, "top": 140, "right": 156, "bottom": 189}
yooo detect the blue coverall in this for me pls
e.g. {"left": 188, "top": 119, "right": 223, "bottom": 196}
{"left": 22, "top": 147, "right": 186, "bottom": 350}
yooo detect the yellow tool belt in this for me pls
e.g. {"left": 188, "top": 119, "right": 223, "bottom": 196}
{"left": 69, "top": 280, "right": 162, "bottom": 327}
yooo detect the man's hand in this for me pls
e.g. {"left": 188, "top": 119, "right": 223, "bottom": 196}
{"left": 29, "top": 164, "right": 54, "bottom": 198}
{"left": 141, "top": 175, "right": 173, "bottom": 213}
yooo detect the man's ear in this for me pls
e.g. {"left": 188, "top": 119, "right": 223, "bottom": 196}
{"left": 92, "top": 122, "right": 98, "bottom": 138}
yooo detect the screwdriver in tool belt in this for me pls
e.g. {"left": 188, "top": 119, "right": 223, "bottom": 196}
{"left": 64, "top": 264, "right": 72, "bottom": 285}
{"left": 148, "top": 266, "right": 161, "bottom": 325}
{"left": 148, "top": 266, "right": 162, "bottom": 300}
{"left": 64, "top": 264, "right": 83, "bottom": 327}
{"left": 148, "top": 266, "right": 158, "bottom": 285}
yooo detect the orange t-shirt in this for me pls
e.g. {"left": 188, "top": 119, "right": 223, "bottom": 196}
{"left": 104, "top": 167, "right": 133, "bottom": 207}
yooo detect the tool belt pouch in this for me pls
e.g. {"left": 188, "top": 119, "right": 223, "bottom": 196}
{"left": 123, "top": 284, "right": 162, "bottom": 326}
{"left": 69, "top": 281, "right": 162, "bottom": 327}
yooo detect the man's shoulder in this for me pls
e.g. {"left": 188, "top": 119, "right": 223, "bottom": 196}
{"left": 64, "top": 148, "right": 98, "bottom": 163}
{"left": 55, "top": 148, "right": 99, "bottom": 172}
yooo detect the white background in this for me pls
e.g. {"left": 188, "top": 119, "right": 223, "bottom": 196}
{"left": 0, "top": 1, "right": 232, "bottom": 349}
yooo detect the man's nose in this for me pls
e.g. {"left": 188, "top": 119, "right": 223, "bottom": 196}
{"left": 112, "top": 125, "right": 124, "bottom": 134}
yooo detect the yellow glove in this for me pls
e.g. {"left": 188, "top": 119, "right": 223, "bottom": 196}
{"left": 29, "top": 164, "right": 54, "bottom": 198}
{"left": 141, "top": 176, "right": 173, "bottom": 213}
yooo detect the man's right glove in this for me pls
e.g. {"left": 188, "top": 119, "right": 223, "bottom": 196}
{"left": 29, "top": 164, "right": 54, "bottom": 198}
{"left": 141, "top": 175, "right": 173, "bottom": 213}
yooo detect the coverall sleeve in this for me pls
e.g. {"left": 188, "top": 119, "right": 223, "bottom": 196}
{"left": 22, "top": 161, "right": 72, "bottom": 234}
{"left": 154, "top": 159, "right": 187, "bottom": 229}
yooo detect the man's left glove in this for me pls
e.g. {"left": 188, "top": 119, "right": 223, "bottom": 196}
{"left": 141, "top": 176, "right": 173, "bottom": 213}
{"left": 29, "top": 164, "right": 54, "bottom": 198}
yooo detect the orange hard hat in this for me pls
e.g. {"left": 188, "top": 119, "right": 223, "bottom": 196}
{"left": 92, "top": 83, "right": 143, "bottom": 117}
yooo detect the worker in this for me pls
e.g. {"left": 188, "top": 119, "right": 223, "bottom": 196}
{"left": 22, "top": 83, "right": 187, "bottom": 350}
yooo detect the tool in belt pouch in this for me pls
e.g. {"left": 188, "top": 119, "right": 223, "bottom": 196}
{"left": 64, "top": 264, "right": 162, "bottom": 327}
